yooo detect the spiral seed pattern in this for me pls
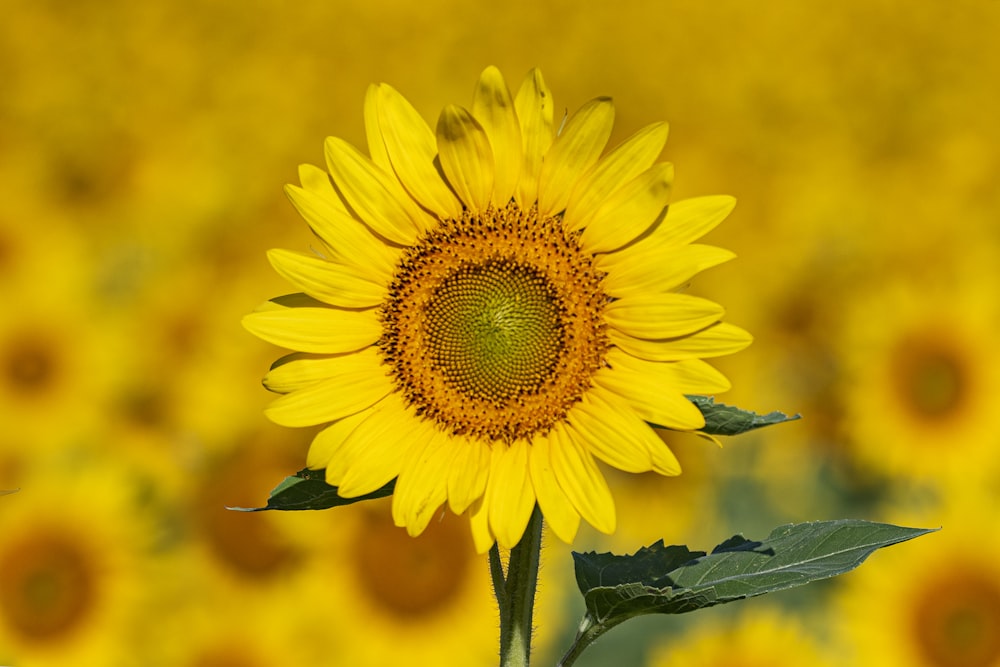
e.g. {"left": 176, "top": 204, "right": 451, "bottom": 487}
{"left": 424, "top": 260, "right": 563, "bottom": 402}
{"left": 379, "top": 203, "right": 610, "bottom": 442}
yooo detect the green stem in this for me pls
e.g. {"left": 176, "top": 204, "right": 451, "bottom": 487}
{"left": 496, "top": 505, "right": 543, "bottom": 667}
{"left": 556, "top": 615, "right": 605, "bottom": 667}
{"left": 489, "top": 542, "right": 509, "bottom": 633}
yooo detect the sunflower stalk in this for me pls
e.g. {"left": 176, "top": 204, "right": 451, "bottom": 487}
{"left": 492, "top": 505, "right": 543, "bottom": 667}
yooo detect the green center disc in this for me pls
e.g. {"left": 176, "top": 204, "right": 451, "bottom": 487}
{"left": 424, "top": 260, "right": 564, "bottom": 402}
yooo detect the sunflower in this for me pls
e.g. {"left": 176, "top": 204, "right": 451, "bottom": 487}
{"left": 646, "top": 606, "right": 837, "bottom": 667}
{"left": 244, "top": 66, "right": 750, "bottom": 551}
{"left": 836, "top": 271, "right": 1000, "bottom": 484}
{"left": 301, "top": 498, "right": 505, "bottom": 667}
{"left": 0, "top": 453, "right": 148, "bottom": 666}
{"left": 834, "top": 486, "right": 1000, "bottom": 667}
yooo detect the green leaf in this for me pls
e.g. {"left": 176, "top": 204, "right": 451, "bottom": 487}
{"left": 574, "top": 520, "right": 933, "bottom": 622}
{"left": 560, "top": 520, "right": 935, "bottom": 666}
{"left": 687, "top": 395, "right": 800, "bottom": 435}
{"left": 227, "top": 468, "right": 394, "bottom": 512}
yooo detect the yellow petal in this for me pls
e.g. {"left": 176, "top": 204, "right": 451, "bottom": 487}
{"left": 336, "top": 395, "right": 426, "bottom": 497}
{"left": 598, "top": 244, "right": 736, "bottom": 298}
{"left": 263, "top": 348, "right": 380, "bottom": 394}
{"left": 567, "top": 390, "right": 651, "bottom": 473}
{"left": 437, "top": 104, "right": 494, "bottom": 211}
{"left": 468, "top": 494, "right": 495, "bottom": 554}
{"left": 284, "top": 183, "right": 398, "bottom": 276}
{"left": 263, "top": 359, "right": 393, "bottom": 428}
{"left": 604, "top": 294, "right": 724, "bottom": 339}
{"left": 564, "top": 122, "right": 669, "bottom": 231}
{"left": 298, "top": 163, "right": 338, "bottom": 198}
{"left": 537, "top": 97, "right": 615, "bottom": 216}
{"left": 309, "top": 409, "right": 373, "bottom": 472}
{"left": 486, "top": 439, "right": 536, "bottom": 549}
{"left": 583, "top": 386, "right": 683, "bottom": 475}
{"left": 527, "top": 434, "right": 580, "bottom": 544}
{"left": 657, "top": 357, "right": 732, "bottom": 395}
{"left": 608, "top": 322, "right": 753, "bottom": 361}
{"left": 267, "top": 248, "right": 387, "bottom": 309}
{"left": 242, "top": 303, "right": 381, "bottom": 354}
{"left": 248, "top": 293, "right": 323, "bottom": 311}
{"left": 513, "top": 68, "right": 554, "bottom": 207}
{"left": 548, "top": 423, "right": 616, "bottom": 534}
{"left": 447, "top": 437, "right": 491, "bottom": 514}
{"left": 363, "top": 84, "right": 393, "bottom": 172}
{"left": 579, "top": 162, "right": 674, "bottom": 254}
{"left": 324, "top": 136, "right": 422, "bottom": 245}
{"left": 375, "top": 83, "right": 463, "bottom": 219}
{"left": 392, "top": 427, "right": 455, "bottom": 535}
{"left": 603, "top": 345, "right": 729, "bottom": 393}
{"left": 655, "top": 195, "right": 737, "bottom": 248}
{"left": 593, "top": 349, "right": 707, "bottom": 430}
{"left": 472, "top": 66, "right": 522, "bottom": 206}
{"left": 323, "top": 394, "right": 395, "bottom": 483}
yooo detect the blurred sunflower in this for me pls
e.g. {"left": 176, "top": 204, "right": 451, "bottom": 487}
{"left": 244, "top": 66, "right": 750, "bottom": 551}
{"left": 145, "top": 593, "right": 321, "bottom": 667}
{"left": 0, "top": 247, "right": 124, "bottom": 456}
{"left": 837, "top": 272, "right": 1000, "bottom": 483}
{"left": 834, "top": 487, "right": 1000, "bottom": 667}
{"left": 305, "top": 499, "right": 503, "bottom": 667}
{"left": 0, "top": 454, "right": 148, "bottom": 666}
{"left": 646, "top": 606, "right": 836, "bottom": 667}
{"left": 183, "top": 426, "right": 318, "bottom": 591}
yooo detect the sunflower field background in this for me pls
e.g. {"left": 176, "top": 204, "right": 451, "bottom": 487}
{"left": 2, "top": 1, "right": 999, "bottom": 665}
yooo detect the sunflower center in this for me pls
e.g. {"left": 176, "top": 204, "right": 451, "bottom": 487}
{"left": 890, "top": 333, "right": 969, "bottom": 423}
{"left": 379, "top": 203, "right": 609, "bottom": 442}
{"left": 425, "top": 261, "right": 563, "bottom": 401}
{"left": 2, "top": 334, "right": 60, "bottom": 395}
{"left": 912, "top": 568, "right": 1000, "bottom": 667}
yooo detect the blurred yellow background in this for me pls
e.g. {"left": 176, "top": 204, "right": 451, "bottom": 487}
{"left": 2, "top": 0, "right": 999, "bottom": 665}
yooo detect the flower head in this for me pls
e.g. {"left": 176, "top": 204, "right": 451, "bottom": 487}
{"left": 244, "top": 67, "right": 750, "bottom": 551}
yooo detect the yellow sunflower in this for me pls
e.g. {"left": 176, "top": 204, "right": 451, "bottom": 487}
{"left": 834, "top": 485, "right": 1000, "bottom": 667}
{"left": 646, "top": 605, "right": 837, "bottom": 667}
{"left": 837, "top": 271, "right": 1000, "bottom": 484}
{"left": 0, "top": 452, "right": 148, "bottom": 666}
{"left": 244, "top": 66, "right": 751, "bottom": 551}
{"left": 301, "top": 498, "right": 505, "bottom": 667}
